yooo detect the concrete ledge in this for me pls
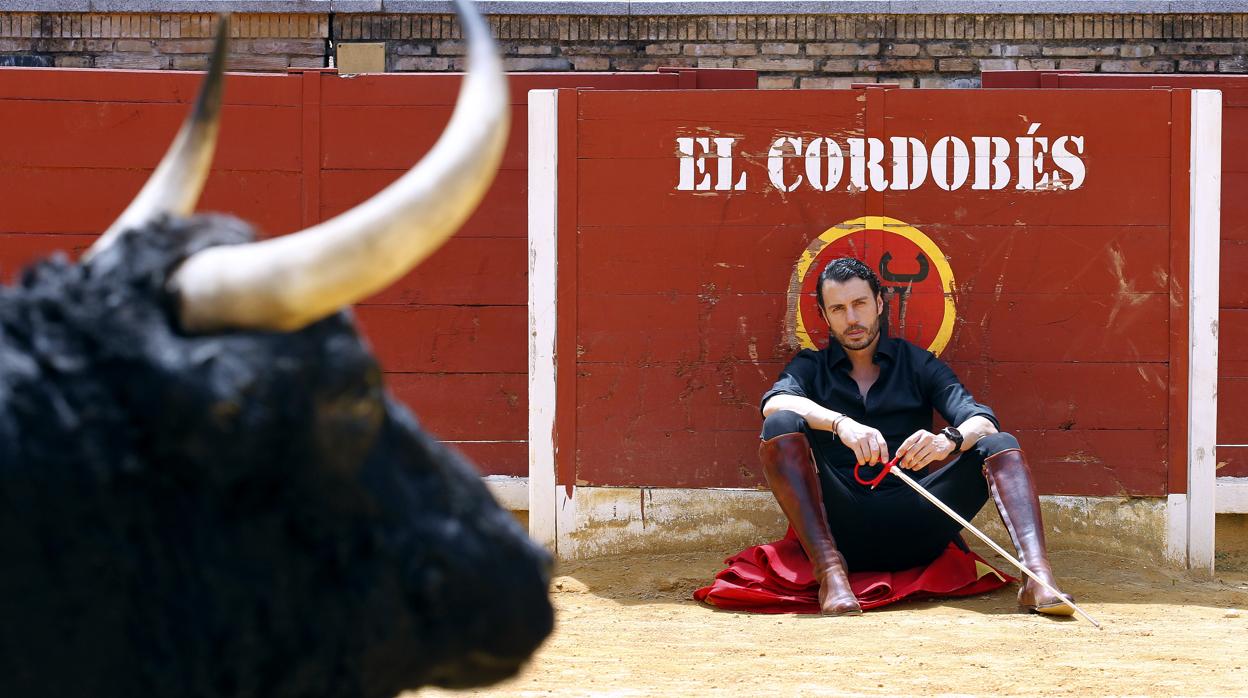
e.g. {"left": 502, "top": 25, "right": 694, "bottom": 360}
{"left": 9, "top": 0, "right": 1248, "bottom": 14}
{"left": 484, "top": 474, "right": 529, "bottom": 510}
{"left": 1218, "top": 476, "right": 1248, "bottom": 514}
{"left": 543, "top": 485, "right": 1176, "bottom": 566}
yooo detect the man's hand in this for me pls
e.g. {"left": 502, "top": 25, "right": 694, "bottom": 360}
{"left": 834, "top": 419, "right": 890, "bottom": 465}
{"left": 895, "top": 430, "right": 956, "bottom": 470}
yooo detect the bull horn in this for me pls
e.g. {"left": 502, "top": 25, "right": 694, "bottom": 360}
{"left": 169, "top": 0, "right": 509, "bottom": 333}
{"left": 85, "top": 15, "right": 229, "bottom": 261}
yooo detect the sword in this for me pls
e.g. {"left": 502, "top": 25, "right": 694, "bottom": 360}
{"left": 855, "top": 456, "right": 1102, "bottom": 629}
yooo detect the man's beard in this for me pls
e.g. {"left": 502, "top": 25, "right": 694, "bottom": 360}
{"left": 833, "top": 317, "right": 880, "bottom": 351}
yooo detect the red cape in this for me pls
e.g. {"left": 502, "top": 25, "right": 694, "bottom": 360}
{"left": 694, "top": 527, "right": 1014, "bottom": 613}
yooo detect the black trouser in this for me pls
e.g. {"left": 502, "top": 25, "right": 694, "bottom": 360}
{"left": 762, "top": 410, "right": 1019, "bottom": 572}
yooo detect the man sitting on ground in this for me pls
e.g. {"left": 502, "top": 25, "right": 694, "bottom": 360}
{"left": 759, "top": 256, "right": 1073, "bottom": 617}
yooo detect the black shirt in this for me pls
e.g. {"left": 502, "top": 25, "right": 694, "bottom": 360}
{"left": 761, "top": 328, "right": 999, "bottom": 472}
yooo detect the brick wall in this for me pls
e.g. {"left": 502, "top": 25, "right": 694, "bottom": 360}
{"left": 1, "top": 12, "right": 1245, "bottom": 86}
{"left": 0, "top": 14, "right": 327, "bottom": 70}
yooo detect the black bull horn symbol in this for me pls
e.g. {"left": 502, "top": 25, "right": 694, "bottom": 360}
{"left": 879, "top": 251, "right": 930, "bottom": 284}
{"left": 879, "top": 252, "right": 931, "bottom": 334}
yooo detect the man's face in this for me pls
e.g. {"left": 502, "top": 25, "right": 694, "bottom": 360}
{"left": 818, "top": 277, "right": 884, "bottom": 351}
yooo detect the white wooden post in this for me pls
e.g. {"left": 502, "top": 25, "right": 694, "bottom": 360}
{"left": 528, "top": 89, "right": 559, "bottom": 551}
{"left": 1186, "top": 89, "right": 1221, "bottom": 575}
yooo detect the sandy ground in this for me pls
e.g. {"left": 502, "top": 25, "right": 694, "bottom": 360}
{"left": 420, "top": 546, "right": 1248, "bottom": 697}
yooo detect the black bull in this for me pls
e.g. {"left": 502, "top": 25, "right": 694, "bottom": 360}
{"left": 0, "top": 215, "right": 554, "bottom": 696}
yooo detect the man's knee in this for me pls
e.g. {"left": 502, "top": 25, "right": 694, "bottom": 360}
{"left": 976, "top": 431, "right": 1020, "bottom": 456}
{"left": 761, "top": 410, "right": 807, "bottom": 440}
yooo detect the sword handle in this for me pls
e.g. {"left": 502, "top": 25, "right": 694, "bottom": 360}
{"left": 854, "top": 455, "right": 898, "bottom": 489}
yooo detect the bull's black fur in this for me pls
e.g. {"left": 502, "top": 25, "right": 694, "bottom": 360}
{"left": 0, "top": 215, "right": 553, "bottom": 697}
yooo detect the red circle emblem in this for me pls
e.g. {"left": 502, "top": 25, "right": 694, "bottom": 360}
{"left": 789, "top": 216, "right": 957, "bottom": 355}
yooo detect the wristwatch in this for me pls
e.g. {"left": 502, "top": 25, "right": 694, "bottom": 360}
{"left": 940, "top": 426, "right": 964, "bottom": 454}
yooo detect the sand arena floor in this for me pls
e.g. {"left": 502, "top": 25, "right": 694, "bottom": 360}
{"left": 421, "top": 547, "right": 1248, "bottom": 697}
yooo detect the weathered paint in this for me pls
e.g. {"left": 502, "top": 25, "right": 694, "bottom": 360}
{"left": 0, "top": 66, "right": 756, "bottom": 480}
{"left": 983, "top": 71, "right": 1247, "bottom": 481}
{"left": 555, "top": 87, "right": 1194, "bottom": 499}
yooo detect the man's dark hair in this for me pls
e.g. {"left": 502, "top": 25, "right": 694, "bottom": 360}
{"left": 816, "top": 257, "right": 882, "bottom": 309}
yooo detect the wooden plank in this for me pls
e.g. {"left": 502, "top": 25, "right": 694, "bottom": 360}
{"left": 884, "top": 89, "right": 1172, "bottom": 157}
{"left": 1011, "top": 428, "right": 1168, "bottom": 496}
{"left": 386, "top": 372, "right": 525, "bottom": 441}
{"left": 685, "top": 69, "right": 758, "bottom": 89}
{"left": 0, "top": 168, "right": 302, "bottom": 236}
{"left": 1217, "top": 376, "right": 1248, "bottom": 478}
{"left": 1222, "top": 309, "right": 1248, "bottom": 377}
{"left": 577, "top": 89, "right": 865, "bottom": 137}
{"left": 0, "top": 101, "right": 301, "bottom": 171}
{"left": 362, "top": 236, "right": 526, "bottom": 306}
{"left": 876, "top": 225, "right": 1168, "bottom": 295}
{"left": 573, "top": 424, "right": 1166, "bottom": 495}
{"left": 880, "top": 157, "right": 1171, "bottom": 227}
{"left": 1222, "top": 239, "right": 1248, "bottom": 309}
{"left": 576, "top": 362, "right": 783, "bottom": 434}
{"left": 577, "top": 157, "right": 1169, "bottom": 228}
{"left": 1220, "top": 378, "right": 1248, "bottom": 435}
{"left": 1223, "top": 172, "right": 1248, "bottom": 242}
{"left": 576, "top": 293, "right": 792, "bottom": 365}
{"left": 323, "top": 73, "right": 492, "bottom": 106}
{"left": 979, "top": 71, "right": 1044, "bottom": 88}
{"left": 0, "top": 68, "right": 301, "bottom": 105}
{"left": 866, "top": 85, "right": 888, "bottom": 216}
{"left": 448, "top": 441, "right": 526, "bottom": 478}
{"left": 320, "top": 71, "right": 680, "bottom": 106}
{"left": 1220, "top": 107, "right": 1248, "bottom": 173}
{"left": 319, "top": 169, "right": 527, "bottom": 237}
{"left": 577, "top": 224, "right": 1170, "bottom": 296}
{"left": 1052, "top": 73, "right": 1248, "bottom": 108}
{"left": 575, "top": 428, "right": 764, "bottom": 489}
{"left": 577, "top": 360, "right": 1165, "bottom": 437}
{"left": 320, "top": 105, "right": 528, "bottom": 171}
{"left": 576, "top": 92, "right": 864, "bottom": 160}
{"left": 578, "top": 224, "right": 819, "bottom": 295}
{"left": 576, "top": 292, "right": 1170, "bottom": 364}
{"left": 298, "top": 70, "right": 323, "bottom": 228}
{"left": 1168, "top": 89, "right": 1194, "bottom": 496}
{"left": 953, "top": 361, "right": 1168, "bottom": 430}
{"left": 556, "top": 89, "right": 579, "bottom": 491}
{"left": 355, "top": 305, "right": 525, "bottom": 373}
{"left": 943, "top": 292, "right": 1170, "bottom": 362}
{"left": 0, "top": 233, "right": 95, "bottom": 278}
{"left": 577, "top": 158, "right": 868, "bottom": 227}
{"left": 196, "top": 171, "right": 305, "bottom": 236}
{"left": 1219, "top": 454, "right": 1248, "bottom": 480}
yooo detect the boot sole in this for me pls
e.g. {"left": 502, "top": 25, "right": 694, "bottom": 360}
{"left": 1028, "top": 601, "right": 1076, "bottom": 617}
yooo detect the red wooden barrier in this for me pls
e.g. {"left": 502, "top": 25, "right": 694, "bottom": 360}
{"left": 542, "top": 85, "right": 1206, "bottom": 498}
{"left": 981, "top": 70, "right": 1247, "bottom": 480}
{"left": 0, "top": 65, "right": 756, "bottom": 477}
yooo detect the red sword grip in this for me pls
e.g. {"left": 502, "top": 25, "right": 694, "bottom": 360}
{"left": 854, "top": 454, "right": 901, "bottom": 489}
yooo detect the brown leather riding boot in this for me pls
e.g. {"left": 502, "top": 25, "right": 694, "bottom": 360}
{"left": 759, "top": 433, "right": 861, "bottom": 616}
{"left": 982, "top": 448, "right": 1074, "bottom": 616}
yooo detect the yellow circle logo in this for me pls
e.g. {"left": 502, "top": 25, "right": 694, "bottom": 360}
{"left": 788, "top": 216, "right": 957, "bottom": 355}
